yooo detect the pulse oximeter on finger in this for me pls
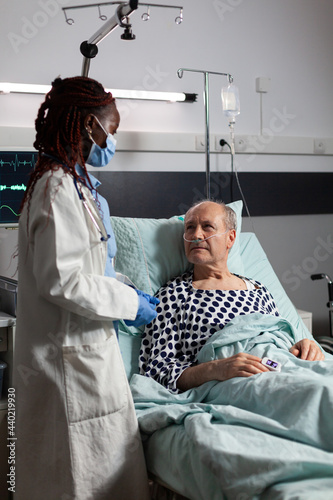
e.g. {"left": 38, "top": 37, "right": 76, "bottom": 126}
{"left": 261, "top": 357, "right": 281, "bottom": 372}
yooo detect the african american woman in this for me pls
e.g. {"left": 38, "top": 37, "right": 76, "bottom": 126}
{"left": 14, "top": 76, "right": 157, "bottom": 500}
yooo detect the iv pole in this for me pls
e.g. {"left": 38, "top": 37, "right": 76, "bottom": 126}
{"left": 80, "top": 0, "right": 139, "bottom": 77}
{"left": 177, "top": 68, "right": 233, "bottom": 200}
{"left": 66, "top": 1, "right": 183, "bottom": 77}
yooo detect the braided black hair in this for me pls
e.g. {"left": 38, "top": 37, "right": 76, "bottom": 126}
{"left": 21, "top": 76, "right": 115, "bottom": 214}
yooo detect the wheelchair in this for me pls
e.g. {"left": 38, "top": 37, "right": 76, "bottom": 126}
{"left": 311, "top": 273, "right": 333, "bottom": 354}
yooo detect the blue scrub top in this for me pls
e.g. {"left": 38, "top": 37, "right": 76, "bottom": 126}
{"left": 76, "top": 165, "right": 117, "bottom": 278}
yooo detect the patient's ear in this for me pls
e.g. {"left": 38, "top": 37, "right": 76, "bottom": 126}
{"left": 226, "top": 229, "right": 236, "bottom": 250}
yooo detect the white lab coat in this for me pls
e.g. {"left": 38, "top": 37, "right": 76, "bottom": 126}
{"left": 14, "top": 168, "right": 150, "bottom": 500}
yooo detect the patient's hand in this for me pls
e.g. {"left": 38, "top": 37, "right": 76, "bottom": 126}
{"left": 177, "top": 353, "right": 269, "bottom": 391}
{"left": 289, "top": 339, "right": 325, "bottom": 361}
{"left": 212, "top": 353, "right": 270, "bottom": 380}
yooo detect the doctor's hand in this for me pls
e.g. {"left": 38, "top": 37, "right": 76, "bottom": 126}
{"left": 289, "top": 339, "right": 325, "bottom": 361}
{"left": 124, "top": 289, "right": 159, "bottom": 327}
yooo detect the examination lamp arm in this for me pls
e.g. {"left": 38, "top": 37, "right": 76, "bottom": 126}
{"left": 81, "top": 0, "right": 138, "bottom": 76}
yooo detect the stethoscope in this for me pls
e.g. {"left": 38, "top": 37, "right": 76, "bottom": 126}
{"left": 43, "top": 154, "right": 110, "bottom": 242}
{"left": 73, "top": 177, "right": 110, "bottom": 242}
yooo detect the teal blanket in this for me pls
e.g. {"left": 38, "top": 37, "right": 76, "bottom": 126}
{"left": 131, "top": 314, "right": 333, "bottom": 500}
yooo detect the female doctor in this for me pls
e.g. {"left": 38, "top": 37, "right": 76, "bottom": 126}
{"left": 14, "top": 76, "right": 157, "bottom": 500}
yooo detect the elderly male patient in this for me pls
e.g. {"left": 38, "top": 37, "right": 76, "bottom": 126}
{"left": 139, "top": 200, "right": 324, "bottom": 394}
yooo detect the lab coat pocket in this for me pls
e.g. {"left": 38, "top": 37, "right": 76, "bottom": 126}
{"left": 62, "top": 336, "right": 128, "bottom": 424}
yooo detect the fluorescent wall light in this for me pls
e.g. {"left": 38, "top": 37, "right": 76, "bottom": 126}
{"left": 0, "top": 83, "right": 51, "bottom": 95}
{"left": 110, "top": 89, "right": 186, "bottom": 102}
{"left": 0, "top": 82, "right": 197, "bottom": 102}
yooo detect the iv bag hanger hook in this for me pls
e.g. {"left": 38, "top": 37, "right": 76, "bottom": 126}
{"left": 97, "top": 5, "right": 107, "bottom": 21}
{"left": 141, "top": 5, "right": 150, "bottom": 21}
{"left": 177, "top": 68, "right": 234, "bottom": 200}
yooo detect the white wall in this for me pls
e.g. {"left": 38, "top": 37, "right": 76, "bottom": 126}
{"left": 243, "top": 214, "right": 333, "bottom": 337}
{"left": 1, "top": 0, "right": 332, "bottom": 336}
{"left": 2, "top": 0, "right": 333, "bottom": 135}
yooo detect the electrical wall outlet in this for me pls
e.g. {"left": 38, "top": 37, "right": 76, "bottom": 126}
{"left": 195, "top": 135, "right": 206, "bottom": 151}
{"left": 214, "top": 135, "right": 247, "bottom": 153}
{"left": 235, "top": 137, "right": 247, "bottom": 152}
{"left": 313, "top": 138, "right": 326, "bottom": 154}
{"left": 215, "top": 136, "right": 229, "bottom": 152}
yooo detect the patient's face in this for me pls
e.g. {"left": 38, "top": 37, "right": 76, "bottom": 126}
{"left": 184, "top": 202, "right": 235, "bottom": 267}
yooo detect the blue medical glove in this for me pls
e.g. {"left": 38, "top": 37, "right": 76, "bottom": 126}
{"left": 124, "top": 289, "right": 159, "bottom": 327}
{"left": 135, "top": 289, "right": 160, "bottom": 306}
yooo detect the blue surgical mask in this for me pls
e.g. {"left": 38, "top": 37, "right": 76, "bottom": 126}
{"left": 86, "top": 115, "right": 117, "bottom": 167}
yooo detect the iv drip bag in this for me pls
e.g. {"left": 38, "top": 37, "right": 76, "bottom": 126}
{"left": 221, "top": 83, "right": 240, "bottom": 120}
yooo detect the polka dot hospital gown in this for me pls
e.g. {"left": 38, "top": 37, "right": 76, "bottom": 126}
{"left": 139, "top": 271, "right": 280, "bottom": 393}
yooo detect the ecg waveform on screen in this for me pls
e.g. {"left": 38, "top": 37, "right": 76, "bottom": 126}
{"left": 0, "top": 205, "right": 20, "bottom": 216}
{"left": 0, "top": 153, "right": 37, "bottom": 171}
{"left": 0, "top": 184, "right": 26, "bottom": 191}
{"left": 0, "top": 151, "right": 37, "bottom": 224}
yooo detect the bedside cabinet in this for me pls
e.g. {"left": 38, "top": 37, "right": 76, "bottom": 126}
{"left": 297, "top": 309, "right": 313, "bottom": 334}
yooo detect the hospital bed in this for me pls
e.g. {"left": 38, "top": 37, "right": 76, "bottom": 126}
{"left": 111, "top": 201, "right": 333, "bottom": 500}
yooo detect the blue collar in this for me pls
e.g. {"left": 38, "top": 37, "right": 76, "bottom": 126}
{"left": 41, "top": 155, "right": 101, "bottom": 198}
{"left": 75, "top": 164, "right": 101, "bottom": 191}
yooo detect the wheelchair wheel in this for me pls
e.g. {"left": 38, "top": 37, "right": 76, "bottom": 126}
{"left": 316, "top": 336, "right": 333, "bottom": 355}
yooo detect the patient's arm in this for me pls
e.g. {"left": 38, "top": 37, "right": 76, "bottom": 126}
{"left": 176, "top": 352, "right": 269, "bottom": 392}
{"left": 289, "top": 339, "right": 325, "bottom": 361}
